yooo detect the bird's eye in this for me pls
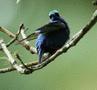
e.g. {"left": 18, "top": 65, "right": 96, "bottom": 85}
{"left": 49, "top": 15, "right": 54, "bottom": 19}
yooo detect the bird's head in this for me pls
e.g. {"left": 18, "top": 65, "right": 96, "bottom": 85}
{"left": 49, "top": 10, "right": 60, "bottom": 22}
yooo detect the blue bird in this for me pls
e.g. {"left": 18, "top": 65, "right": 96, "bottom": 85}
{"left": 35, "top": 10, "right": 70, "bottom": 64}
{"left": 19, "top": 10, "right": 70, "bottom": 64}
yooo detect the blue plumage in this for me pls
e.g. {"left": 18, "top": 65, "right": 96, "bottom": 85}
{"left": 35, "top": 10, "right": 70, "bottom": 63}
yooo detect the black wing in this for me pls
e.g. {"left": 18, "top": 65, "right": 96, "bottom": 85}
{"left": 36, "top": 21, "right": 66, "bottom": 34}
{"left": 19, "top": 22, "right": 66, "bottom": 42}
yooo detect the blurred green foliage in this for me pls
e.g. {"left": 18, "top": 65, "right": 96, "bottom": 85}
{"left": 0, "top": 0, "right": 97, "bottom": 90}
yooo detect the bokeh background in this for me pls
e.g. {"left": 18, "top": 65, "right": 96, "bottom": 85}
{"left": 0, "top": 0, "right": 97, "bottom": 90}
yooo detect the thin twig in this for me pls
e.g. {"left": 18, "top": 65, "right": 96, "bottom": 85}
{"left": 0, "top": 25, "right": 37, "bottom": 54}
{"left": 19, "top": 23, "right": 37, "bottom": 53}
{"left": 6, "top": 26, "right": 22, "bottom": 47}
{"left": 0, "top": 39, "right": 26, "bottom": 74}
{"left": 15, "top": 53, "right": 33, "bottom": 73}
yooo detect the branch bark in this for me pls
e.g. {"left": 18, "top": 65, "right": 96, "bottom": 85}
{"left": 0, "top": 39, "right": 26, "bottom": 73}
{"left": 0, "top": 26, "right": 37, "bottom": 54}
{"left": 0, "top": 10, "right": 97, "bottom": 74}
{"left": 19, "top": 24, "right": 37, "bottom": 53}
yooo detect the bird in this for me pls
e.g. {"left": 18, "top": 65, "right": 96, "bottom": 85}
{"left": 35, "top": 10, "right": 70, "bottom": 64}
{"left": 19, "top": 10, "right": 70, "bottom": 64}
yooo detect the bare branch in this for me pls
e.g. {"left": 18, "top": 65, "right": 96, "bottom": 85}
{"left": 0, "top": 39, "right": 26, "bottom": 74}
{"left": 6, "top": 26, "right": 22, "bottom": 47}
{"left": 0, "top": 10, "right": 97, "bottom": 74}
{"left": 0, "top": 27, "right": 15, "bottom": 38}
{"left": 0, "top": 25, "right": 37, "bottom": 54}
{"left": 19, "top": 24, "right": 37, "bottom": 52}
{"left": 15, "top": 53, "right": 33, "bottom": 73}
